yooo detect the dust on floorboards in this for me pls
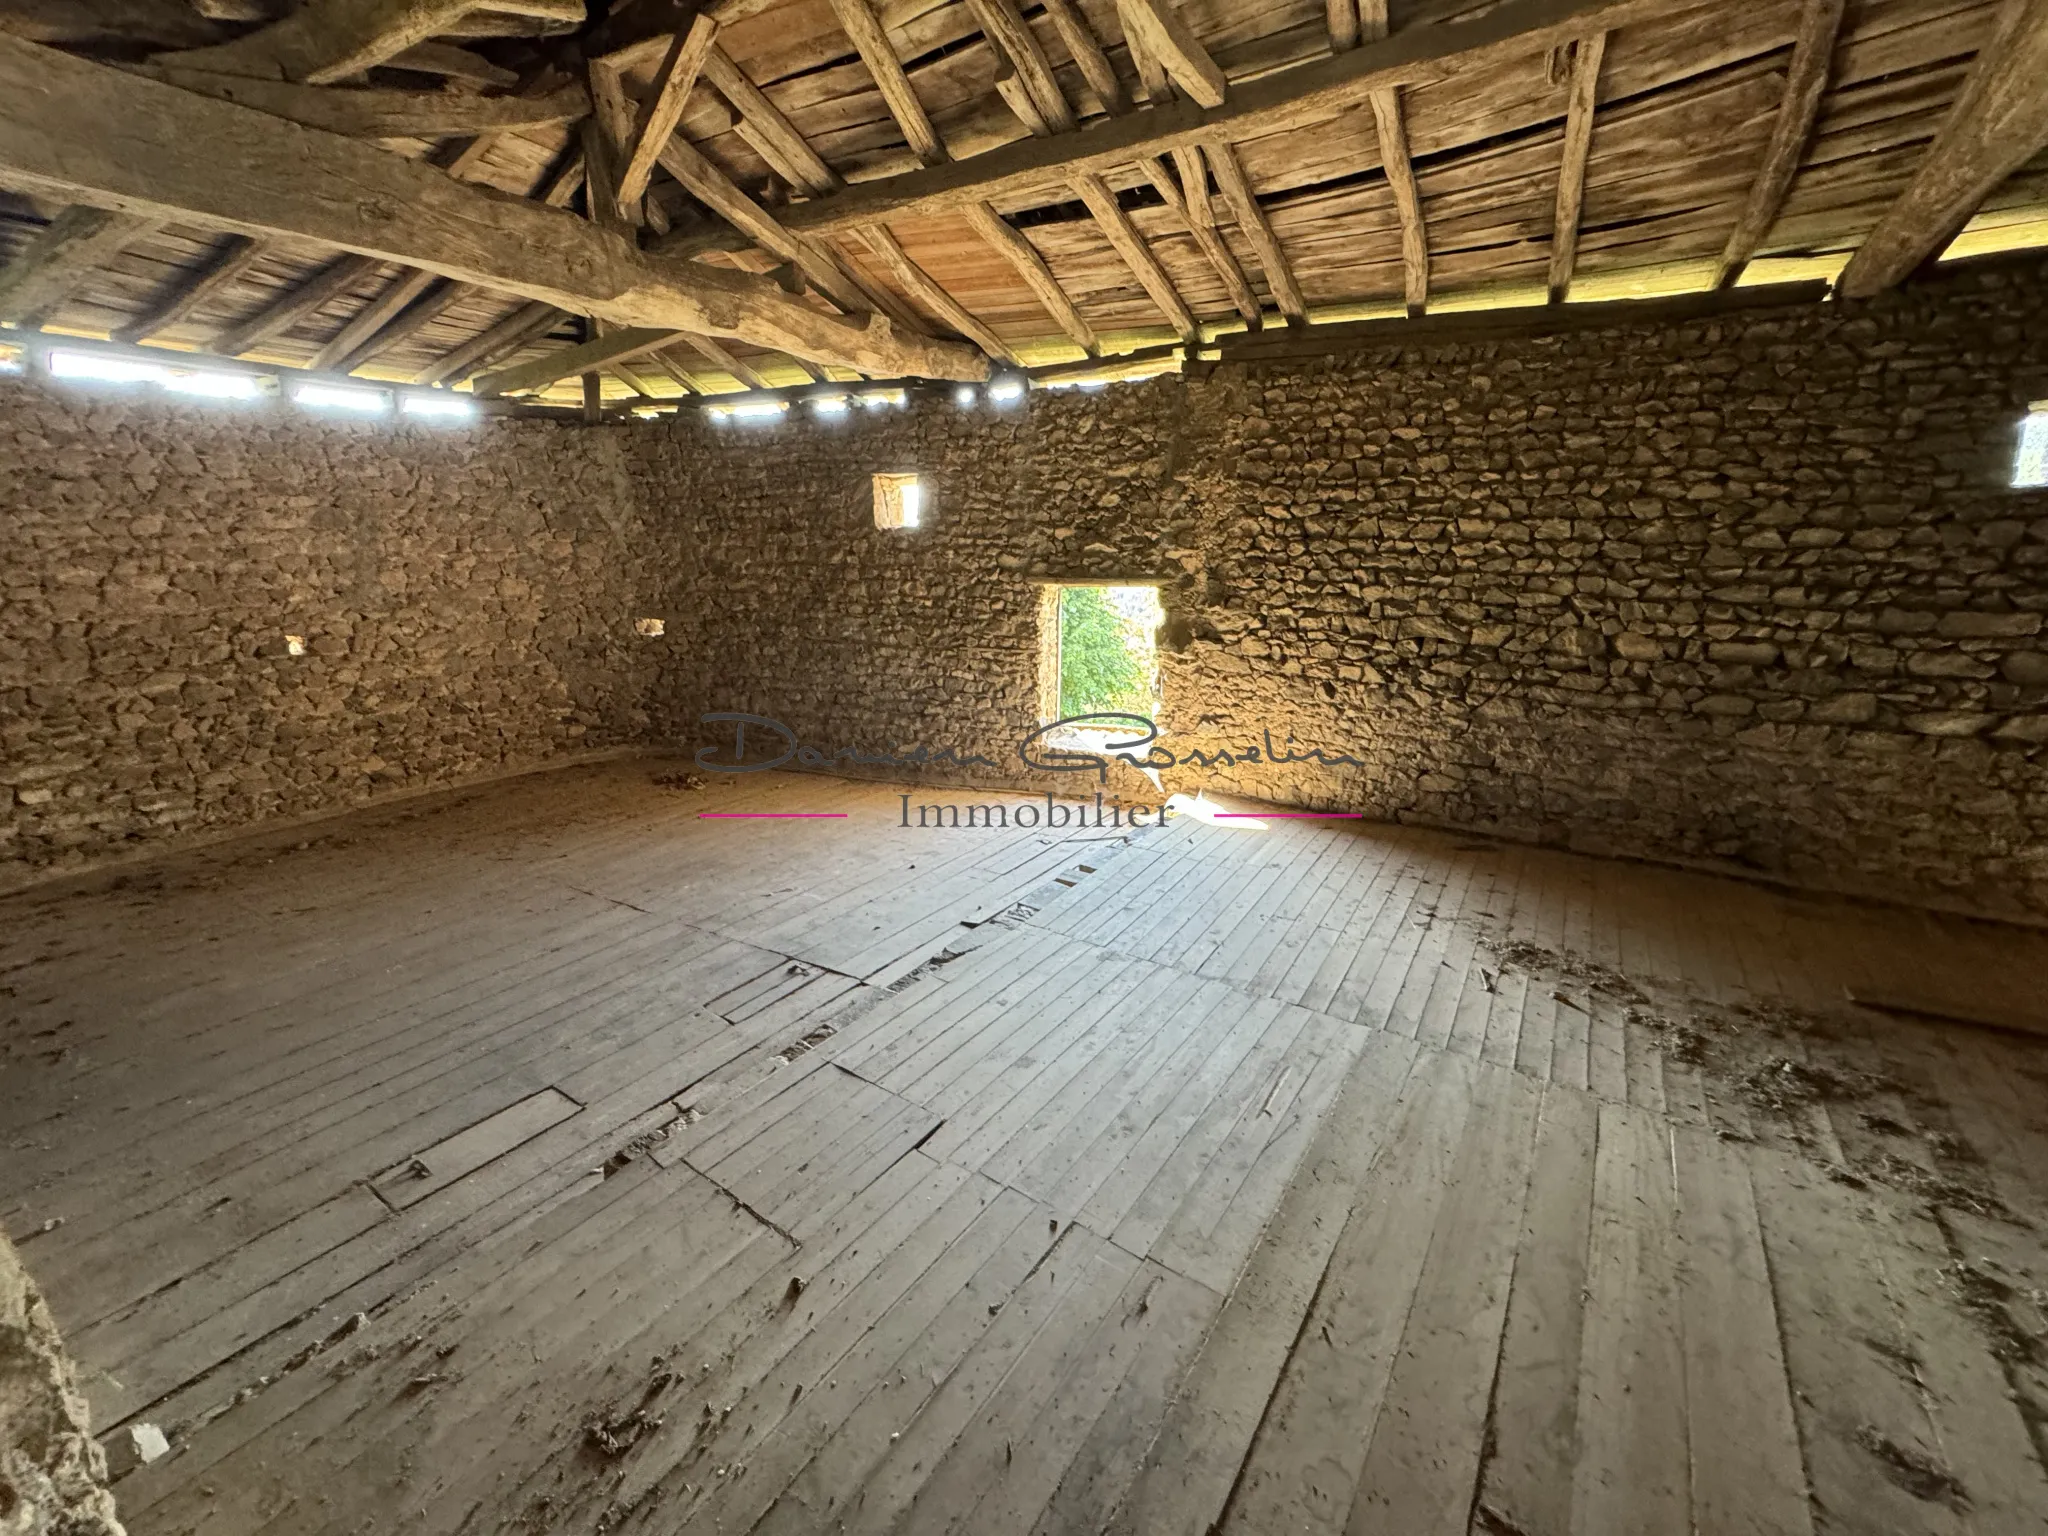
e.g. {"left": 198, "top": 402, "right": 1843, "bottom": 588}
{"left": 3, "top": 759, "right": 2047, "bottom": 1535}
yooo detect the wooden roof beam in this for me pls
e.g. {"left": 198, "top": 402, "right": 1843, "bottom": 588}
{"left": 607, "top": 359, "right": 660, "bottom": 397}
{"left": 212, "top": 252, "right": 383, "bottom": 357}
{"left": 994, "top": 58, "right": 1056, "bottom": 138}
{"left": 1042, "top": 0, "right": 1130, "bottom": 117}
{"left": 412, "top": 298, "right": 558, "bottom": 384}
{"left": 1358, "top": 4, "right": 1427, "bottom": 316}
{"left": 333, "top": 276, "right": 470, "bottom": 373}
{"left": 474, "top": 324, "right": 683, "bottom": 396}
{"left": 1836, "top": 0, "right": 2048, "bottom": 299}
{"left": 858, "top": 223, "right": 1020, "bottom": 365}
{"left": 0, "top": 206, "right": 159, "bottom": 327}
{"left": 1328, "top": 0, "right": 1362, "bottom": 52}
{"left": 1073, "top": 171, "right": 1197, "bottom": 341}
{"left": 144, "top": 72, "right": 590, "bottom": 138}
{"left": 152, "top": 0, "right": 488, "bottom": 84}
{"left": 1115, "top": 0, "right": 1225, "bottom": 108}
{"left": 701, "top": 45, "right": 843, "bottom": 197}
{"left": 965, "top": 202, "right": 1099, "bottom": 355}
{"left": 1162, "top": 147, "right": 1260, "bottom": 324}
{"left": 828, "top": 0, "right": 948, "bottom": 166}
{"left": 1546, "top": 29, "right": 1606, "bottom": 304}
{"left": 969, "top": 0, "right": 1076, "bottom": 134}
{"left": 114, "top": 233, "right": 270, "bottom": 345}
{"left": 0, "top": 37, "right": 986, "bottom": 379}
{"left": 765, "top": 0, "right": 1661, "bottom": 238}
{"left": 674, "top": 332, "right": 775, "bottom": 390}
{"left": 1370, "top": 89, "right": 1427, "bottom": 314}
{"left": 617, "top": 14, "right": 719, "bottom": 209}
{"left": 446, "top": 3, "right": 584, "bottom": 41}
{"left": 1714, "top": 0, "right": 1846, "bottom": 288}
{"left": 585, "top": 60, "right": 641, "bottom": 229}
{"left": 642, "top": 350, "right": 704, "bottom": 394}
{"left": 655, "top": 136, "right": 883, "bottom": 321}
{"left": 385, "top": 40, "right": 517, "bottom": 86}
{"left": 311, "top": 266, "right": 438, "bottom": 370}
{"left": 975, "top": 0, "right": 1197, "bottom": 349}
{"left": 1206, "top": 138, "right": 1305, "bottom": 324}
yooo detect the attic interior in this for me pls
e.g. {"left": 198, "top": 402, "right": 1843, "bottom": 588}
{"left": 4, "top": 0, "right": 2048, "bottom": 1532}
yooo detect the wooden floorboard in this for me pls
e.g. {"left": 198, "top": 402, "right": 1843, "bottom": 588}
{"left": 4, "top": 760, "right": 2047, "bottom": 1534}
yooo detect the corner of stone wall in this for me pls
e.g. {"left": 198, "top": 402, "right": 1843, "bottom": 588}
{"left": 1, "top": 1230, "right": 123, "bottom": 1535}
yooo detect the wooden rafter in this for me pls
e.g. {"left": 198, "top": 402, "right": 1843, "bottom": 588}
{"left": 1073, "top": 172, "right": 1198, "bottom": 340}
{"left": 857, "top": 224, "right": 1019, "bottom": 364}
{"left": 413, "top": 298, "right": 558, "bottom": 385}
{"left": 1370, "top": 89, "right": 1427, "bottom": 314}
{"left": 331, "top": 115, "right": 566, "bottom": 372}
{"left": 145, "top": 71, "right": 590, "bottom": 139}
{"left": 474, "top": 326, "right": 684, "bottom": 396}
{"left": 152, "top": 0, "right": 487, "bottom": 85}
{"left": 113, "top": 234, "right": 269, "bottom": 345}
{"left": 386, "top": 40, "right": 516, "bottom": 86}
{"left": 1116, "top": 0, "right": 1225, "bottom": 108}
{"left": 674, "top": 332, "right": 774, "bottom": 390}
{"left": 827, "top": 0, "right": 947, "bottom": 165}
{"left": 0, "top": 206, "right": 158, "bottom": 326}
{"left": 1206, "top": 138, "right": 1306, "bottom": 323}
{"left": 702, "top": 46, "right": 842, "bottom": 196}
{"left": 0, "top": 36, "right": 986, "bottom": 379}
{"left": 1714, "top": 0, "right": 1846, "bottom": 289}
{"left": 1837, "top": 0, "right": 2048, "bottom": 299}
{"left": 1125, "top": 10, "right": 1174, "bottom": 105}
{"left": 311, "top": 266, "right": 438, "bottom": 370}
{"left": 1164, "top": 147, "right": 1260, "bottom": 324}
{"left": 617, "top": 15, "right": 719, "bottom": 209}
{"left": 1547, "top": 29, "right": 1606, "bottom": 303}
{"left": 608, "top": 0, "right": 1117, "bottom": 360}
{"left": 1042, "top": 0, "right": 1130, "bottom": 116}
{"left": 212, "top": 253, "right": 383, "bottom": 358}
{"left": 969, "top": 0, "right": 1075, "bottom": 133}
{"left": 768, "top": 0, "right": 1661, "bottom": 238}
{"left": 1328, "top": 0, "right": 1362, "bottom": 52}
{"left": 994, "top": 57, "right": 1055, "bottom": 137}
{"left": 642, "top": 350, "right": 704, "bottom": 394}
{"left": 333, "top": 277, "right": 467, "bottom": 373}
{"left": 655, "top": 137, "right": 883, "bottom": 323}
{"left": 1355, "top": 0, "right": 1427, "bottom": 315}
{"left": 608, "top": 358, "right": 662, "bottom": 397}
{"left": 538, "top": 145, "right": 586, "bottom": 208}
{"left": 965, "top": 202, "right": 1100, "bottom": 355}
{"left": 585, "top": 60, "right": 641, "bottom": 228}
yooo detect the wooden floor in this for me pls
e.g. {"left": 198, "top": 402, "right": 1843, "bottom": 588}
{"left": 4, "top": 761, "right": 2048, "bottom": 1535}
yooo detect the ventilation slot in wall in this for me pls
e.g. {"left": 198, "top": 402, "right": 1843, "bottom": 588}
{"left": 873, "top": 473, "right": 922, "bottom": 529}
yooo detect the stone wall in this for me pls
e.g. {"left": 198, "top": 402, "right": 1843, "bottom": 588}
{"left": 650, "top": 258, "right": 2048, "bottom": 920}
{"left": 7, "top": 259, "right": 2046, "bottom": 917}
{"left": 0, "top": 383, "right": 674, "bottom": 879}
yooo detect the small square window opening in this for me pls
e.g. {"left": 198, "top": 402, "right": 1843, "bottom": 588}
{"left": 635, "top": 618, "right": 666, "bottom": 637}
{"left": 873, "top": 473, "right": 923, "bottom": 529}
{"left": 2017, "top": 406, "right": 2048, "bottom": 489}
{"left": 285, "top": 634, "right": 307, "bottom": 657}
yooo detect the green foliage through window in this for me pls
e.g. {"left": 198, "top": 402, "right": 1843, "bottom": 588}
{"left": 1058, "top": 585, "right": 1161, "bottom": 718}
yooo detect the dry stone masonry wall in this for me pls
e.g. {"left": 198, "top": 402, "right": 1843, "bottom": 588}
{"left": 653, "top": 258, "right": 2048, "bottom": 920}
{"left": 0, "top": 389, "right": 676, "bottom": 879}
{"left": 4, "top": 258, "right": 2045, "bottom": 918}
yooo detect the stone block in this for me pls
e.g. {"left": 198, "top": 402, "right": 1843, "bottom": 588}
{"left": 1904, "top": 712, "right": 1994, "bottom": 737}
{"left": 1936, "top": 610, "right": 2042, "bottom": 639}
